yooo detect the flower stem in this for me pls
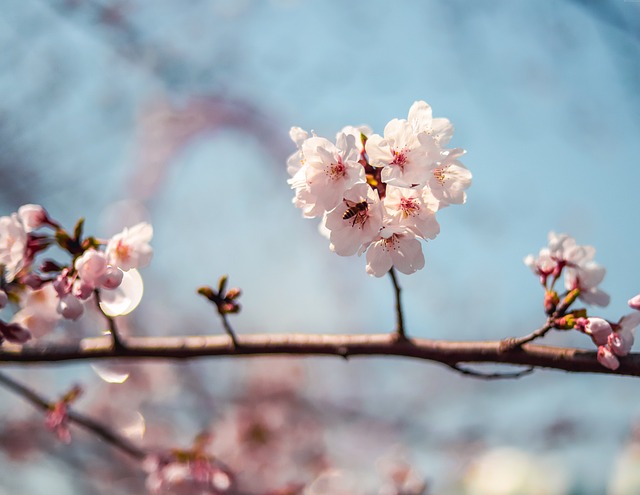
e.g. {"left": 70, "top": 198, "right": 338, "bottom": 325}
{"left": 388, "top": 268, "right": 406, "bottom": 340}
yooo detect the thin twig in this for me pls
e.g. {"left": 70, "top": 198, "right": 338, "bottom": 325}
{"left": 220, "top": 313, "right": 239, "bottom": 348}
{"left": 94, "top": 291, "right": 126, "bottom": 351}
{"left": 388, "top": 268, "right": 406, "bottom": 341}
{"left": 0, "top": 371, "right": 146, "bottom": 460}
{"left": 447, "top": 363, "right": 535, "bottom": 380}
{"left": 503, "top": 320, "right": 555, "bottom": 349}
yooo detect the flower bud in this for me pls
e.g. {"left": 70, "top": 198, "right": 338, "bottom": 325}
{"left": 100, "top": 266, "right": 123, "bottom": 290}
{"left": 18, "top": 204, "right": 48, "bottom": 232}
{"left": 57, "top": 294, "right": 84, "bottom": 320}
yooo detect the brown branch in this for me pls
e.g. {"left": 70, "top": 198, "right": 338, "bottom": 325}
{"left": 1, "top": 332, "right": 639, "bottom": 376}
{"left": 0, "top": 371, "right": 146, "bottom": 460}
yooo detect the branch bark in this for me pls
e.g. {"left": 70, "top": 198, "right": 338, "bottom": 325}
{"left": 1, "top": 333, "right": 637, "bottom": 377}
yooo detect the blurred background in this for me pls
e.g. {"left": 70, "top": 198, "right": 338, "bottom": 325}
{"left": 1, "top": 0, "right": 640, "bottom": 493}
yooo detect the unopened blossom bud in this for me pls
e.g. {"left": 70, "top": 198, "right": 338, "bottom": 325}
{"left": 45, "top": 402, "right": 71, "bottom": 444}
{"left": 0, "top": 321, "right": 31, "bottom": 344}
{"left": 225, "top": 288, "right": 241, "bottom": 300}
{"left": 0, "top": 290, "right": 8, "bottom": 309}
{"left": 40, "top": 260, "right": 62, "bottom": 273}
{"left": 554, "top": 314, "right": 576, "bottom": 330}
{"left": 609, "top": 326, "right": 635, "bottom": 357}
{"left": 597, "top": 345, "right": 619, "bottom": 371}
{"left": 72, "top": 279, "right": 94, "bottom": 300}
{"left": 99, "top": 265, "right": 123, "bottom": 290}
{"left": 57, "top": 294, "right": 84, "bottom": 320}
{"left": 53, "top": 271, "right": 73, "bottom": 298}
{"left": 17, "top": 204, "right": 48, "bottom": 232}
{"left": 561, "top": 288, "right": 581, "bottom": 309}
{"left": 585, "top": 317, "right": 613, "bottom": 346}
{"left": 628, "top": 294, "right": 640, "bottom": 311}
{"left": 544, "top": 290, "right": 559, "bottom": 314}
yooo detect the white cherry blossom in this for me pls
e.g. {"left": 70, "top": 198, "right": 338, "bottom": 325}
{"left": 17, "top": 204, "right": 48, "bottom": 232}
{"left": 12, "top": 283, "right": 60, "bottom": 338}
{"left": 364, "top": 225, "right": 425, "bottom": 277}
{"left": 366, "top": 119, "right": 440, "bottom": 187}
{"left": 407, "top": 100, "right": 454, "bottom": 146}
{"left": 383, "top": 185, "right": 440, "bottom": 239}
{"left": 0, "top": 213, "right": 27, "bottom": 282}
{"left": 324, "top": 183, "right": 383, "bottom": 257}
{"left": 106, "top": 222, "right": 153, "bottom": 271}
{"left": 425, "top": 148, "right": 472, "bottom": 206}
{"left": 301, "top": 134, "right": 365, "bottom": 213}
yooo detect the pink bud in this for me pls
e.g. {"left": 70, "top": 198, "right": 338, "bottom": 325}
{"left": 17, "top": 204, "right": 48, "bottom": 232}
{"left": 609, "top": 327, "right": 634, "bottom": 357}
{"left": 597, "top": 345, "right": 620, "bottom": 370}
{"left": 57, "top": 294, "right": 84, "bottom": 320}
{"left": 99, "top": 266, "right": 123, "bottom": 290}
{"left": 72, "top": 279, "right": 94, "bottom": 300}
{"left": 585, "top": 317, "right": 613, "bottom": 346}
{"left": 0, "top": 321, "right": 32, "bottom": 344}
{"left": 628, "top": 294, "right": 640, "bottom": 311}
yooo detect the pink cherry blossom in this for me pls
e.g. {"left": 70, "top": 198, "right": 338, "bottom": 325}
{"left": 57, "top": 294, "right": 84, "bottom": 320}
{"left": 324, "top": 183, "right": 384, "bottom": 257}
{"left": 106, "top": 222, "right": 153, "bottom": 271}
{"left": 12, "top": 283, "right": 60, "bottom": 338}
{"left": 364, "top": 226, "right": 425, "bottom": 277}
{"left": 300, "top": 134, "right": 365, "bottom": 214}
{"left": 425, "top": 148, "right": 472, "bottom": 207}
{"left": 583, "top": 317, "right": 613, "bottom": 346}
{"left": 17, "top": 204, "right": 48, "bottom": 232}
{"left": 45, "top": 402, "right": 72, "bottom": 444}
{"left": 366, "top": 119, "right": 440, "bottom": 188}
{"left": 383, "top": 185, "right": 440, "bottom": 240}
{"left": 75, "top": 249, "right": 109, "bottom": 288}
{"left": 407, "top": 100, "right": 454, "bottom": 146}
{"left": 0, "top": 213, "right": 27, "bottom": 282}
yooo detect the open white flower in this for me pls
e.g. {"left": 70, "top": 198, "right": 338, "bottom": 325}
{"left": 106, "top": 222, "right": 153, "bottom": 271}
{"left": 364, "top": 225, "right": 425, "bottom": 277}
{"left": 366, "top": 119, "right": 440, "bottom": 187}
{"left": 324, "top": 183, "right": 384, "bottom": 257}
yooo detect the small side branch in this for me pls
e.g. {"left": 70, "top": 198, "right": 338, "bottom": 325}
{"left": 388, "top": 268, "right": 406, "bottom": 341}
{"left": 448, "top": 363, "right": 535, "bottom": 380}
{"left": 506, "top": 320, "right": 555, "bottom": 349}
{"left": 94, "top": 291, "right": 126, "bottom": 351}
{"left": 220, "top": 313, "right": 239, "bottom": 348}
{"left": 0, "top": 371, "right": 146, "bottom": 460}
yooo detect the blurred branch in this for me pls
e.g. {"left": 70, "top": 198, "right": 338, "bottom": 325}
{"left": 0, "top": 371, "right": 146, "bottom": 460}
{"left": 1, "top": 333, "right": 639, "bottom": 377}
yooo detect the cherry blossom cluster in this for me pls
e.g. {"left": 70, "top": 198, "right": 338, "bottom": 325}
{"left": 143, "top": 434, "right": 234, "bottom": 494}
{"left": 525, "top": 232, "right": 640, "bottom": 370}
{"left": 287, "top": 101, "right": 472, "bottom": 277}
{"left": 0, "top": 204, "right": 152, "bottom": 344}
